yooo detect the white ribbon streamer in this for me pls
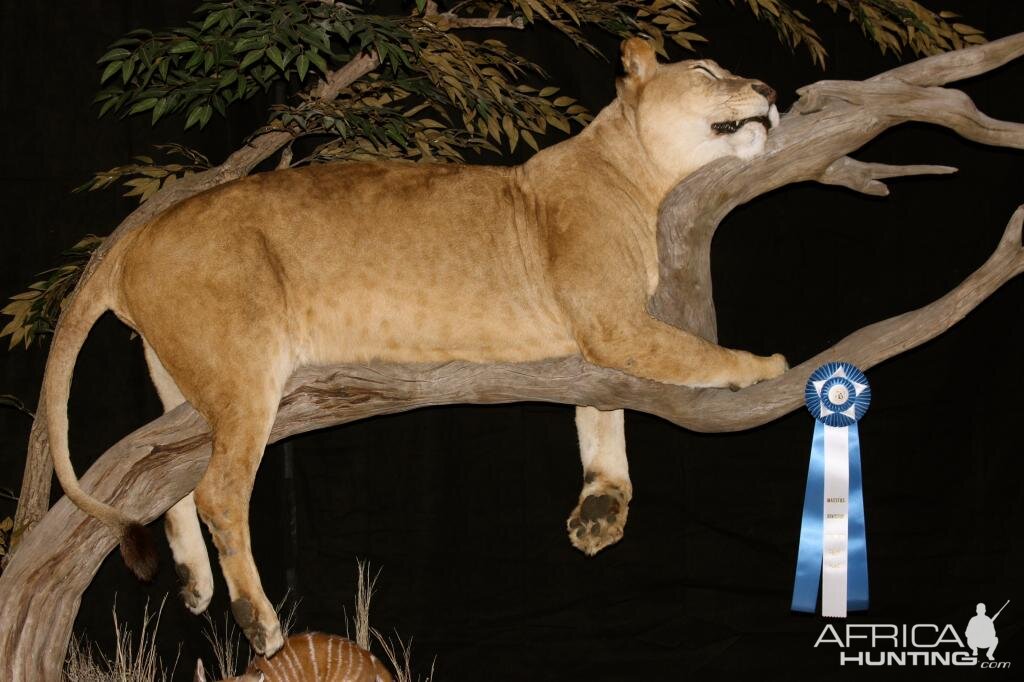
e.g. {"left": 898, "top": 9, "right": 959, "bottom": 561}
{"left": 822, "top": 424, "right": 850, "bottom": 618}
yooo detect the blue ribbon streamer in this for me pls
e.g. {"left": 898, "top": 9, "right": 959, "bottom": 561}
{"left": 791, "top": 416, "right": 870, "bottom": 614}
{"left": 847, "top": 425, "right": 869, "bottom": 611}
{"left": 791, "top": 421, "right": 825, "bottom": 613}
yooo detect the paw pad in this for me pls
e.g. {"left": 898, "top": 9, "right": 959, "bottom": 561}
{"left": 567, "top": 485, "right": 629, "bottom": 555}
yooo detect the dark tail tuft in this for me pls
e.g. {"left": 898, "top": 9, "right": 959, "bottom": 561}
{"left": 121, "top": 521, "right": 159, "bottom": 582}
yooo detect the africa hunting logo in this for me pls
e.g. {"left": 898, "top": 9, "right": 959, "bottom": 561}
{"left": 814, "top": 600, "right": 1011, "bottom": 668}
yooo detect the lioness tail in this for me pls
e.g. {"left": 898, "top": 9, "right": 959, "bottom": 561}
{"left": 41, "top": 248, "right": 158, "bottom": 581}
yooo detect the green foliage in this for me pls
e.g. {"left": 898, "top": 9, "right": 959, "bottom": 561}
{"left": 276, "top": 35, "right": 590, "bottom": 162}
{"left": 731, "top": 0, "right": 982, "bottom": 68}
{"left": 493, "top": 0, "right": 707, "bottom": 56}
{"left": 1, "top": 236, "right": 103, "bottom": 349}
{"left": 75, "top": 144, "right": 211, "bottom": 204}
{"left": 93, "top": 0, "right": 372, "bottom": 129}
{"left": 817, "top": 1, "right": 984, "bottom": 56}
{"left": 1, "top": 0, "right": 987, "bottom": 350}
{"left": 89, "top": 0, "right": 689, "bottom": 152}
{"left": 733, "top": 0, "right": 828, "bottom": 67}
{"left": 82, "top": 0, "right": 991, "bottom": 166}
{"left": 278, "top": 73, "right": 501, "bottom": 162}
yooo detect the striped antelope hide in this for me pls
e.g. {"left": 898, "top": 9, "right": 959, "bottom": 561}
{"left": 195, "top": 632, "right": 393, "bottom": 682}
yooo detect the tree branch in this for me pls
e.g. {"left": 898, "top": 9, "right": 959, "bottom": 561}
{"left": 649, "top": 31, "right": 1024, "bottom": 341}
{"left": 423, "top": 1, "right": 525, "bottom": 30}
{"left": 207, "top": 51, "right": 383, "bottom": 186}
{"left": 819, "top": 157, "right": 957, "bottom": 196}
{"left": 431, "top": 13, "right": 525, "bottom": 30}
{"left": 872, "top": 30, "right": 1024, "bottom": 86}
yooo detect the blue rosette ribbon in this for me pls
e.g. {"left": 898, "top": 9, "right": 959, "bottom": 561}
{"left": 791, "top": 362, "right": 871, "bottom": 618}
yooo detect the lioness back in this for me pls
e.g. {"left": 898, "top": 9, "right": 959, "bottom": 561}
{"left": 116, "top": 161, "right": 576, "bottom": 370}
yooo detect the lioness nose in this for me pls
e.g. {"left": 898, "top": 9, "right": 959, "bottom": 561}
{"left": 751, "top": 81, "right": 776, "bottom": 104}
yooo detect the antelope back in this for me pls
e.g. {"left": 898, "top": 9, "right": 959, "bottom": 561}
{"left": 246, "top": 632, "right": 393, "bottom": 682}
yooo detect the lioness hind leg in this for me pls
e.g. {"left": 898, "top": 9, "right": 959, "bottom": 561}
{"left": 144, "top": 342, "right": 214, "bottom": 614}
{"left": 164, "top": 494, "right": 213, "bottom": 613}
{"left": 193, "top": 385, "right": 285, "bottom": 657}
{"left": 568, "top": 407, "right": 632, "bottom": 555}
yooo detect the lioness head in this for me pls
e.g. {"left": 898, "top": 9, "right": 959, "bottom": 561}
{"left": 616, "top": 37, "right": 780, "bottom": 182}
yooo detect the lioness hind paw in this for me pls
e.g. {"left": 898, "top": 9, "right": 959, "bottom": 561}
{"left": 174, "top": 561, "right": 213, "bottom": 615}
{"left": 181, "top": 584, "right": 212, "bottom": 615}
{"left": 232, "top": 598, "right": 284, "bottom": 657}
{"left": 567, "top": 481, "right": 630, "bottom": 556}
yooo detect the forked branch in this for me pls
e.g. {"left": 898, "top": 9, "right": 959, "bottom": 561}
{"left": 649, "top": 30, "right": 1024, "bottom": 338}
{"left": 820, "top": 158, "right": 957, "bottom": 196}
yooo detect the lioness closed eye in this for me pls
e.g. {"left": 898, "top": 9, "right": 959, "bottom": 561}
{"left": 44, "top": 38, "right": 785, "bottom": 656}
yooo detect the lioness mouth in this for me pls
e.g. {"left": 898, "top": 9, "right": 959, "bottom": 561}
{"left": 711, "top": 115, "right": 772, "bottom": 135}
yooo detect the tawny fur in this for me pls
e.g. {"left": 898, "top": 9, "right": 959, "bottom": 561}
{"left": 195, "top": 633, "right": 392, "bottom": 682}
{"left": 43, "top": 39, "right": 785, "bottom": 656}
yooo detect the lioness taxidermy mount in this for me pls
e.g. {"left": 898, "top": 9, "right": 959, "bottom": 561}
{"left": 44, "top": 38, "right": 784, "bottom": 655}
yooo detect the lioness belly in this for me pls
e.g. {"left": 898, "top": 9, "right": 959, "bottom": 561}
{"left": 117, "top": 161, "right": 576, "bottom": 371}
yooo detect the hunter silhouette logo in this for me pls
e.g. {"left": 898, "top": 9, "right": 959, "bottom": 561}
{"left": 967, "top": 600, "right": 1008, "bottom": 661}
{"left": 813, "top": 600, "right": 1012, "bottom": 668}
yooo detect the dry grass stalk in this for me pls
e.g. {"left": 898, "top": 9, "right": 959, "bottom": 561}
{"left": 371, "top": 629, "right": 435, "bottom": 682}
{"left": 63, "top": 597, "right": 176, "bottom": 682}
{"left": 201, "top": 611, "right": 244, "bottom": 680}
{"left": 353, "top": 559, "right": 379, "bottom": 651}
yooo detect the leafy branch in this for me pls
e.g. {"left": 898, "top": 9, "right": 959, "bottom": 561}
{"left": 817, "top": 0, "right": 984, "bottom": 57}
{"left": 732, "top": 0, "right": 827, "bottom": 67}
{"left": 730, "top": 0, "right": 982, "bottom": 67}
{"left": 275, "top": 28, "right": 589, "bottom": 162}
{"left": 1, "top": 236, "right": 103, "bottom": 350}
{"left": 93, "top": 0, "right": 386, "bottom": 129}
{"left": 495, "top": 0, "right": 707, "bottom": 56}
{"left": 75, "top": 144, "right": 211, "bottom": 204}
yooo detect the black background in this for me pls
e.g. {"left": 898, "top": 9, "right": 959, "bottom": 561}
{"left": 1, "top": 1, "right": 1021, "bottom": 680}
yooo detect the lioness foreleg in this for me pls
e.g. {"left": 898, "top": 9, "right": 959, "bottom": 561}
{"left": 575, "top": 311, "right": 786, "bottom": 389}
{"left": 144, "top": 342, "right": 214, "bottom": 614}
{"left": 568, "top": 407, "right": 632, "bottom": 555}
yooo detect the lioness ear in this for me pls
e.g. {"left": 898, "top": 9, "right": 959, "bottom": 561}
{"left": 194, "top": 659, "right": 207, "bottom": 682}
{"left": 620, "top": 37, "right": 657, "bottom": 85}
{"left": 617, "top": 37, "right": 657, "bottom": 106}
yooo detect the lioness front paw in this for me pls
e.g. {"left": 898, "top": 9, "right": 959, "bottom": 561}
{"left": 727, "top": 352, "right": 789, "bottom": 390}
{"left": 765, "top": 352, "right": 788, "bottom": 380}
{"left": 567, "top": 477, "right": 631, "bottom": 556}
